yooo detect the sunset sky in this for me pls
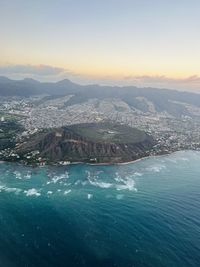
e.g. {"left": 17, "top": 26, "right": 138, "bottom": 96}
{"left": 1, "top": 0, "right": 200, "bottom": 91}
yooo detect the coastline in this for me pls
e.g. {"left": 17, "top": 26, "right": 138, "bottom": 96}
{"left": 86, "top": 153, "right": 170, "bottom": 166}
{"left": 0, "top": 149, "right": 198, "bottom": 168}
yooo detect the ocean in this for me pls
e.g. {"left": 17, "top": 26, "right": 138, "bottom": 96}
{"left": 0, "top": 150, "right": 199, "bottom": 267}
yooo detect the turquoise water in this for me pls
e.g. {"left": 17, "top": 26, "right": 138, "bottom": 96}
{"left": 0, "top": 151, "right": 200, "bottom": 267}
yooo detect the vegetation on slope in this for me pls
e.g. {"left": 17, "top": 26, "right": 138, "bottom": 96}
{"left": 16, "top": 122, "right": 155, "bottom": 164}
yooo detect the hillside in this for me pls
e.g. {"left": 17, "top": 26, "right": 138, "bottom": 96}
{"left": 1, "top": 77, "right": 200, "bottom": 118}
{"left": 0, "top": 121, "right": 23, "bottom": 150}
{"left": 15, "top": 122, "right": 155, "bottom": 164}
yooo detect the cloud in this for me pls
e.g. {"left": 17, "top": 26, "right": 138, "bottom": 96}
{"left": 85, "top": 74, "right": 200, "bottom": 92}
{"left": 121, "top": 74, "right": 200, "bottom": 91}
{"left": 0, "top": 64, "right": 200, "bottom": 92}
{"left": 0, "top": 64, "right": 67, "bottom": 76}
{"left": 181, "top": 75, "right": 200, "bottom": 84}
{"left": 123, "top": 74, "right": 200, "bottom": 84}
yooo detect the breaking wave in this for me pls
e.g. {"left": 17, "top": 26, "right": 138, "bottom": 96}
{"left": 0, "top": 151, "right": 199, "bottom": 200}
{"left": 24, "top": 188, "right": 41, "bottom": 197}
{"left": 0, "top": 151, "right": 200, "bottom": 267}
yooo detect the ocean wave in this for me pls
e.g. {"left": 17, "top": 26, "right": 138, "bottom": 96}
{"left": 47, "top": 171, "right": 69, "bottom": 184}
{"left": 86, "top": 170, "right": 113, "bottom": 188}
{"left": 114, "top": 172, "right": 124, "bottom": 183}
{"left": 87, "top": 171, "right": 137, "bottom": 192}
{"left": 87, "top": 193, "right": 93, "bottom": 199}
{"left": 91, "top": 181, "right": 113, "bottom": 188}
{"left": 134, "top": 172, "right": 143, "bottom": 177}
{"left": 24, "top": 188, "right": 41, "bottom": 197}
{"left": 114, "top": 173, "right": 138, "bottom": 191}
{"left": 0, "top": 185, "right": 22, "bottom": 195}
{"left": 24, "top": 171, "right": 32, "bottom": 179}
{"left": 116, "top": 178, "right": 137, "bottom": 191}
{"left": 12, "top": 170, "right": 32, "bottom": 180}
{"left": 13, "top": 171, "right": 22, "bottom": 179}
{"left": 146, "top": 164, "right": 166, "bottom": 173}
{"left": 5, "top": 187, "right": 22, "bottom": 194}
{"left": 64, "top": 189, "right": 71, "bottom": 195}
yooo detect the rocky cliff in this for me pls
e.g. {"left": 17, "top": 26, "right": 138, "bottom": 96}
{"left": 16, "top": 123, "right": 155, "bottom": 164}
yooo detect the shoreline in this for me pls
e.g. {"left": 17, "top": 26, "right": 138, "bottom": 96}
{"left": 0, "top": 149, "right": 198, "bottom": 168}
{"left": 86, "top": 152, "right": 170, "bottom": 166}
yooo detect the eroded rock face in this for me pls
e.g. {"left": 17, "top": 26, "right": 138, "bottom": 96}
{"left": 16, "top": 123, "right": 155, "bottom": 164}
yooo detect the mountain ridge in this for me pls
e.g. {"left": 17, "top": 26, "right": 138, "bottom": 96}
{"left": 1, "top": 76, "right": 200, "bottom": 118}
{"left": 0, "top": 76, "right": 198, "bottom": 96}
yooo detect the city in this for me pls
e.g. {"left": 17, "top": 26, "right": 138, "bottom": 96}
{"left": 0, "top": 94, "right": 200, "bottom": 164}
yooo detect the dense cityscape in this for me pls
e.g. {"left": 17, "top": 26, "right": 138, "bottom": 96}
{"left": 0, "top": 94, "right": 200, "bottom": 164}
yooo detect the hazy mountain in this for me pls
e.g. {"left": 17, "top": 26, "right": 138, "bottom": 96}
{"left": 0, "top": 76, "right": 200, "bottom": 117}
{"left": 0, "top": 76, "right": 83, "bottom": 96}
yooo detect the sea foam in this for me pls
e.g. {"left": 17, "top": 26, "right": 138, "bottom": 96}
{"left": 24, "top": 188, "right": 41, "bottom": 197}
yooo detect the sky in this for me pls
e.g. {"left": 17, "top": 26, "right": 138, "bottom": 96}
{"left": 0, "top": 0, "right": 200, "bottom": 91}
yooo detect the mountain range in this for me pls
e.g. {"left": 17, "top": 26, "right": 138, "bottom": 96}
{"left": 1, "top": 76, "right": 200, "bottom": 118}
